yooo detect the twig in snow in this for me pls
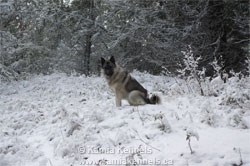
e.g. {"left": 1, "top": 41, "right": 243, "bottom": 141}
{"left": 66, "top": 120, "right": 81, "bottom": 137}
{"left": 48, "top": 159, "right": 54, "bottom": 166}
{"left": 186, "top": 135, "right": 193, "bottom": 154}
{"left": 239, "top": 148, "right": 243, "bottom": 166}
{"left": 136, "top": 106, "right": 145, "bottom": 126}
{"left": 232, "top": 148, "right": 243, "bottom": 166}
{"left": 132, "top": 129, "right": 161, "bottom": 152}
{"left": 186, "top": 130, "right": 199, "bottom": 154}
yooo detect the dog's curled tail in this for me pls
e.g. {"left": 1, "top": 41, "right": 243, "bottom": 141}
{"left": 148, "top": 94, "right": 161, "bottom": 104}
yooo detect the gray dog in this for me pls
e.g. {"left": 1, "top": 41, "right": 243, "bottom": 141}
{"left": 101, "top": 56, "right": 160, "bottom": 107}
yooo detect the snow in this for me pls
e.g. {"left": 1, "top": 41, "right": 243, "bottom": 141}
{"left": 0, "top": 72, "right": 250, "bottom": 166}
{"left": 0, "top": 2, "right": 13, "bottom": 14}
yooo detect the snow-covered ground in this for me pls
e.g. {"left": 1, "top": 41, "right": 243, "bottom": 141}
{"left": 0, "top": 72, "right": 250, "bottom": 166}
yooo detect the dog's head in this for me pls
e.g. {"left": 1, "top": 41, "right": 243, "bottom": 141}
{"left": 101, "top": 56, "right": 116, "bottom": 77}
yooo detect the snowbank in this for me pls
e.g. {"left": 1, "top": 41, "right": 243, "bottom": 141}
{"left": 0, "top": 72, "right": 249, "bottom": 166}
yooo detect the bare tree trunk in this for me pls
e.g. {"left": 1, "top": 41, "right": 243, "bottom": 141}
{"left": 0, "top": 32, "right": 3, "bottom": 64}
{"left": 83, "top": 0, "right": 95, "bottom": 76}
{"left": 84, "top": 33, "right": 92, "bottom": 76}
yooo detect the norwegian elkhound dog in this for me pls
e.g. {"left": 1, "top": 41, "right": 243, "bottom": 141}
{"left": 101, "top": 56, "right": 160, "bottom": 107}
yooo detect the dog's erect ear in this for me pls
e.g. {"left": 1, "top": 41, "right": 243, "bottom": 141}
{"left": 110, "top": 56, "right": 115, "bottom": 65}
{"left": 101, "top": 57, "right": 105, "bottom": 67}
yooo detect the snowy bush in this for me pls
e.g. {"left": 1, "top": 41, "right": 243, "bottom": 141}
{"left": 179, "top": 45, "right": 205, "bottom": 96}
{"left": 10, "top": 45, "right": 53, "bottom": 74}
{"left": 0, "top": 64, "right": 18, "bottom": 81}
{"left": 154, "top": 113, "right": 171, "bottom": 133}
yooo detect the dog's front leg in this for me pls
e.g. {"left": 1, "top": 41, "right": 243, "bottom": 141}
{"left": 115, "top": 91, "right": 122, "bottom": 107}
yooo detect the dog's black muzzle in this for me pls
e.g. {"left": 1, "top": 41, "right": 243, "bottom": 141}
{"left": 104, "top": 67, "right": 114, "bottom": 77}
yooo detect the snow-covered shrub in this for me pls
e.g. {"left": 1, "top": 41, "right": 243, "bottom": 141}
{"left": 0, "top": 64, "right": 18, "bottom": 81}
{"left": 200, "top": 101, "right": 219, "bottom": 127}
{"left": 180, "top": 45, "right": 205, "bottom": 96}
{"left": 10, "top": 44, "right": 52, "bottom": 74}
{"left": 154, "top": 113, "right": 171, "bottom": 133}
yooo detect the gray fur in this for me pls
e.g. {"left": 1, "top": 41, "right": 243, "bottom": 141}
{"left": 101, "top": 56, "right": 160, "bottom": 107}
